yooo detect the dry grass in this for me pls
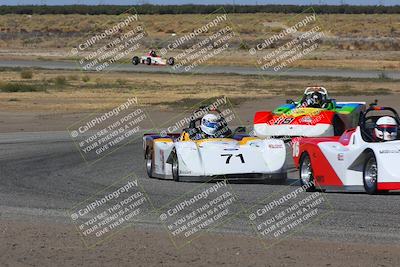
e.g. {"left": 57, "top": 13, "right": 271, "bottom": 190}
{"left": 0, "top": 68, "right": 398, "bottom": 112}
{"left": 1, "top": 13, "right": 399, "bottom": 39}
{"left": 202, "top": 51, "right": 400, "bottom": 70}
{"left": 1, "top": 13, "right": 399, "bottom": 70}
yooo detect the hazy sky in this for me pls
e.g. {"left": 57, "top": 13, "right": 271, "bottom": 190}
{"left": 1, "top": 0, "right": 398, "bottom": 6}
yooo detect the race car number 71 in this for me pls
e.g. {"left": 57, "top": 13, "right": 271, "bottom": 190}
{"left": 221, "top": 153, "right": 245, "bottom": 164}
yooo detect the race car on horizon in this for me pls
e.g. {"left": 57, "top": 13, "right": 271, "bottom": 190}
{"left": 254, "top": 86, "right": 366, "bottom": 138}
{"left": 292, "top": 105, "right": 400, "bottom": 194}
{"left": 132, "top": 50, "right": 174, "bottom": 66}
{"left": 143, "top": 107, "right": 287, "bottom": 182}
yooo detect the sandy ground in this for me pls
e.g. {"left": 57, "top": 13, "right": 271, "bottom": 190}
{"left": 1, "top": 218, "right": 400, "bottom": 267}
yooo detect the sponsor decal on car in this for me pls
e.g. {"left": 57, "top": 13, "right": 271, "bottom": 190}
{"left": 292, "top": 142, "right": 300, "bottom": 157}
{"left": 300, "top": 116, "right": 313, "bottom": 123}
{"left": 379, "top": 149, "right": 400, "bottom": 154}
{"left": 269, "top": 144, "right": 284, "bottom": 149}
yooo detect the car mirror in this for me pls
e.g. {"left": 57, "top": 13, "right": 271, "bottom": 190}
{"left": 369, "top": 99, "right": 378, "bottom": 107}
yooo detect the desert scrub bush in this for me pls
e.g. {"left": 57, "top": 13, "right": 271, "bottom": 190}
{"left": 371, "top": 88, "right": 392, "bottom": 95}
{"left": 82, "top": 75, "right": 90, "bottom": 82}
{"left": 239, "top": 41, "right": 249, "bottom": 50}
{"left": 20, "top": 69, "right": 33, "bottom": 79}
{"left": 0, "top": 82, "right": 43, "bottom": 92}
{"left": 115, "top": 78, "right": 128, "bottom": 86}
{"left": 68, "top": 74, "right": 79, "bottom": 81}
{"left": 54, "top": 75, "right": 67, "bottom": 87}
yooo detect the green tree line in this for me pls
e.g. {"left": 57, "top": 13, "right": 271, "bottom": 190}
{"left": 0, "top": 4, "right": 399, "bottom": 15}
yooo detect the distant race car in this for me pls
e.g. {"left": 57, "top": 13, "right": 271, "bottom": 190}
{"left": 143, "top": 108, "right": 287, "bottom": 182}
{"left": 132, "top": 50, "right": 174, "bottom": 66}
{"left": 292, "top": 106, "right": 400, "bottom": 194}
{"left": 254, "top": 86, "right": 366, "bottom": 138}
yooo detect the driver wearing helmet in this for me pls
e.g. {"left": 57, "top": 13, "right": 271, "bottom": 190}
{"left": 192, "top": 114, "right": 226, "bottom": 140}
{"left": 149, "top": 50, "right": 157, "bottom": 57}
{"left": 374, "top": 116, "right": 398, "bottom": 141}
{"left": 305, "top": 91, "right": 326, "bottom": 108}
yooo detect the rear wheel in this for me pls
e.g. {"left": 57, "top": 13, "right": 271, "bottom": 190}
{"left": 145, "top": 148, "right": 154, "bottom": 178}
{"left": 363, "top": 152, "right": 378, "bottom": 194}
{"left": 167, "top": 57, "right": 175, "bottom": 66}
{"left": 146, "top": 57, "right": 152, "bottom": 65}
{"left": 299, "top": 153, "right": 316, "bottom": 192}
{"left": 171, "top": 151, "right": 180, "bottom": 182}
{"left": 132, "top": 56, "right": 139, "bottom": 65}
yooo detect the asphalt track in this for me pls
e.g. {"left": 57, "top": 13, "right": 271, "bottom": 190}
{"left": 1, "top": 130, "right": 400, "bottom": 246}
{"left": 1, "top": 59, "right": 400, "bottom": 79}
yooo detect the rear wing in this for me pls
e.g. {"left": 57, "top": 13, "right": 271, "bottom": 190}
{"left": 143, "top": 133, "right": 180, "bottom": 137}
{"left": 143, "top": 133, "right": 181, "bottom": 151}
{"left": 336, "top": 102, "right": 366, "bottom": 105}
{"left": 334, "top": 102, "right": 366, "bottom": 115}
{"left": 143, "top": 133, "right": 181, "bottom": 139}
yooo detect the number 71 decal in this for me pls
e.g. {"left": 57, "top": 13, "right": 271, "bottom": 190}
{"left": 221, "top": 153, "right": 245, "bottom": 164}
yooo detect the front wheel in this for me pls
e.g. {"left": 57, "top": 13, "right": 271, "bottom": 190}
{"left": 171, "top": 151, "right": 180, "bottom": 182}
{"left": 145, "top": 148, "right": 154, "bottom": 178}
{"left": 363, "top": 152, "right": 378, "bottom": 194}
{"left": 299, "top": 153, "right": 316, "bottom": 192}
{"left": 146, "top": 57, "right": 152, "bottom": 65}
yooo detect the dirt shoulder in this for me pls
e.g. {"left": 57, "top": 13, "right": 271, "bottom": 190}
{"left": 1, "top": 95, "right": 400, "bottom": 133}
{"left": 0, "top": 218, "right": 399, "bottom": 267}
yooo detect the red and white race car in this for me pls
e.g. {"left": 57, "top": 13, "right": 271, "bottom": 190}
{"left": 132, "top": 50, "right": 174, "bottom": 66}
{"left": 292, "top": 106, "right": 400, "bottom": 194}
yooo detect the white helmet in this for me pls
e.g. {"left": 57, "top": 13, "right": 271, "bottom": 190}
{"left": 201, "top": 114, "right": 219, "bottom": 136}
{"left": 374, "top": 116, "right": 398, "bottom": 141}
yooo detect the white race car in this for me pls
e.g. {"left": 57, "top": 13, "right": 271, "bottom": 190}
{"left": 293, "top": 105, "right": 400, "bottom": 194}
{"left": 143, "top": 108, "right": 287, "bottom": 182}
{"left": 132, "top": 50, "right": 174, "bottom": 66}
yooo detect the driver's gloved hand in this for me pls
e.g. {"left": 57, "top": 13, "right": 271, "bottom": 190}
{"left": 306, "top": 98, "right": 313, "bottom": 107}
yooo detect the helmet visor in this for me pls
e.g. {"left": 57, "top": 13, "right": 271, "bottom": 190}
{"left": 204, "top": 121, "right": 218, "bottom": 129}
{"left": 377, "top": 125, "right": 398, "bottom": 134}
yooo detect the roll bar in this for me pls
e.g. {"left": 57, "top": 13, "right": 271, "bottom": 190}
{"left": 304, "top": 86, "right": 328, "bottom": 96}
{"left": 359, "top": 106, "right": 400, "bottom": 127}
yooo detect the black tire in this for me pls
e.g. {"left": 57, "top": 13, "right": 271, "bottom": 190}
{"left": 132, "top": 56, "right": 139, "bottom": 65}
{"left": 171, "top": 151, "right": 180, "bottom": 182}
{"left": 146, "top": 57, "right": 152, "bottom": 65}
{"left": 363, "top": 152, "right": 378, "bottom": 194}
{"left": 299, "top": 153, "right": 316, "bottom": 192}
{"left": 167, "top": 57, "right": 175, "bottom": 66}
{"left": 145, "top": 148, "right": 154, "bottom": 178}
